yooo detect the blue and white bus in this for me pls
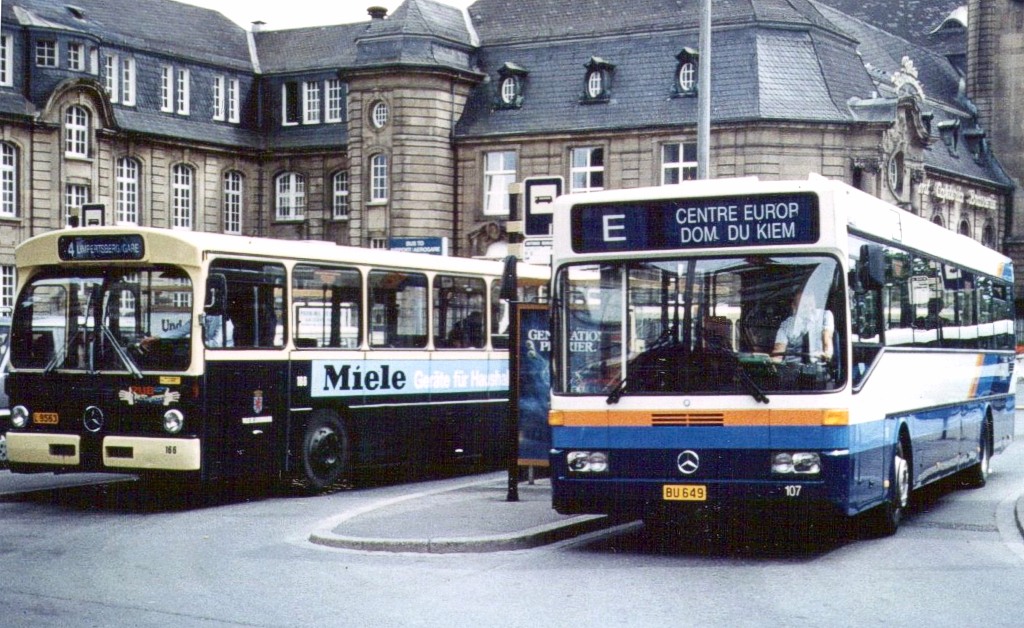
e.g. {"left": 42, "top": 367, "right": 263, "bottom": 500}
{"left": 5, "top": 227, "right": 547, "bottom": 492}
{"left": 548, "top": 175, "right": 1015, "bottom": 535}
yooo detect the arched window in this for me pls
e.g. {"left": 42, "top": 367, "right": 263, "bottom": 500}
{"left": 172, "top": 163, "right": 194, "bottom": 229}
{"left": 275, "top": 172, "right": 306, "bottom": 220}
{"left": 931, "top": 214, "right": 944, "bottom": 228}
{"left": 332, "top": 170, "right": 349, "bottom": 220}
{"left": 958, "top": 218, "right": 971, "bottom": 238}
{"left": 116, "top": 157, "right": 140, "bottom": 224}
{"left": 64, "top": 105, "right": 89, "bottom": 157}
{"left": 0, "top": 142, "right": 17, "bottom": 217}
{"left": 223, "top": 170, "right": 243, "bottom": 234}
{"left": 982, "top": 222, "right": 995, "bottom": 248}
{"left": 370, "top": 155, "right": 388, "bottom": 203}
{"left": 674, "top": 47, "right": 699, "bottom": 95}
{"left": 887, "top": 151, "right": 904, "bottom": 196}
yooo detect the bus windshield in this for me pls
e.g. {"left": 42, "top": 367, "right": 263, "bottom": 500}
{"left": 11, "top": 266, "right": 193, "bottom": 373}
{"left": 555, "top": 255, "right": 845, "bottom": 399}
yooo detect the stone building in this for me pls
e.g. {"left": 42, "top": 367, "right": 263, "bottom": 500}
{"left": 0, "top": 0, "right": 1018, "bottom": 314}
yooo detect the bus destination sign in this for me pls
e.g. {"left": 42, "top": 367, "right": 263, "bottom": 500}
{"left": 58, "top": 234, "right": 145, "bottom": 261}
{"left": 570, "top": 192, "right": 819, "bottom": 253}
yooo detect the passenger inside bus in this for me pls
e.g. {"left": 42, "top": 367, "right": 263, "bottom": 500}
{"left": 448, "top": 310, "right": 484, "bottom": 348}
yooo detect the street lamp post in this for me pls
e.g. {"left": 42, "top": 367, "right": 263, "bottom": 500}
{"left": 697, "top": 0, "right": 712, "bottom": 180}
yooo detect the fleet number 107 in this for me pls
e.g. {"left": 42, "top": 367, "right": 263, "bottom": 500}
{"left": 784, "top": 485, "right": 802, "bottom": 497}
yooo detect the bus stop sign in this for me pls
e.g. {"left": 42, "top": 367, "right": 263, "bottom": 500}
{"left": 524, "top": 177, "right": 562, "bottom": 237}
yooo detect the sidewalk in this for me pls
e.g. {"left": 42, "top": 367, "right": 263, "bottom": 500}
{"left": 309, "top": 475, "right": 618, "bottom": 553}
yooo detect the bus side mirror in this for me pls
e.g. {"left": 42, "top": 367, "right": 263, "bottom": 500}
{"left": 859, "top": 244, "right": 886, "bottom": 290}
{"left": 205, "top": 274, "right": 227, "bottom": 315}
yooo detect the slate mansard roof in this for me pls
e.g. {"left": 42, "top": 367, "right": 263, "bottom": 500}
{"left": 0, "top": 0, "right": 1007, "bottom": 189}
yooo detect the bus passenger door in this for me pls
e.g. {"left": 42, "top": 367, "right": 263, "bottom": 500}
{"left": 202, "top": 260, "right": 288, "bottom": 483}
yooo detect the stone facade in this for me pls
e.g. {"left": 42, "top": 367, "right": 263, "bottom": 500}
{"left": 0, "top": 0, "right": 1019, "bottom": 315}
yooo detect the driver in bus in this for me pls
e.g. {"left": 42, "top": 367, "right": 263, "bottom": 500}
{"left": 771, "top": 290, "right": 834, "bottom": 364}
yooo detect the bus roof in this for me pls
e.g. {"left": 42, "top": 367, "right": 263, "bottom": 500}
{"left": 550, "top": 174, "right": 1012, "bottom": 282}
{"left": 15, "top": 226, "right": 550, "bottom": 282}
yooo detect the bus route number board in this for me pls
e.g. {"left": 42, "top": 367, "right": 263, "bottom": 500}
{"left": 663, "top": 484, "right": 707, "bottom": 501}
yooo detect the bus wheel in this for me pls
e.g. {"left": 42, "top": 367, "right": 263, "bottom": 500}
{"left": 961, "top": 418, "right": 991, "bottom": 488}
{"left": 863, "top": 440, "right": 909, "bottom": 538}
{"left": 296, "top": 413, "right": 349, "bottom": 494}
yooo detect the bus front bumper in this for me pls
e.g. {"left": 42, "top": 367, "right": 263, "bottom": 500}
{"left": 7, "top": 432, "right": 201, "bottom": 472}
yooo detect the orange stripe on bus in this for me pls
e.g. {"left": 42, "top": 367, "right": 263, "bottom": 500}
{"left": 549, "top": 408, "right": 847, "bottom": 427}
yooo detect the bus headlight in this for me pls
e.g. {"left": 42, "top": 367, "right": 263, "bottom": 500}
{"left": 567, "top": 451, "right": 608, "bottom": 473}
{"left": 163, "top": 409, "right": 185, "bottom": 434}
{"left": 11, "top": 405, "right": 29, "bottom": 429}
{"left": 772, "top": 452, "right": 821, "bottom": 475}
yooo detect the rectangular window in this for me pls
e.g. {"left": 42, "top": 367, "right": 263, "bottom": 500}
{"left": 0, "top": 265, "right": 15, "bottom": 314}
{"left": 64, "top": 107, "right": 89, "bottom": 157}
{"left": 120, "top": 57, "right": 136, "bottom": 106}
{"left": 433, "top": 275, "right": 487, "bottom": 349}
{"left": 116, "top": 158, "right": 139, "bottom": 225}
{"left": 0, "top": 36, "right": 11, "bottom": 86}
{"left": 332, "top": 171, "right": 350, "bottom": 220}
{"left": 326, "top": 79, "right": 345, "bottom": 123}
{"left": 570, "top": 147, "right": 604, "bottom": 193}
{"left": 282, "top": 82, "right": 299, "bottom": 126}
{"left": 227, "top": 79, "right": 240, "bottom": 123}
{"left": 370, "top": 155, "right": 388, "bottom": 203}
{"left": 483, "top": 151, "right": 517, "bottom": 216}
{"left": 223, "top": 172, "right": 242, "bottom": 234}
{"left": 207, "top": 260, "right": 285, "bottom": 349}
{"left": 213, "top": 76, "right": 225, "bottom": 121}
{"left": 172, "top": 165, "right": 193, "bottom": 229}
{"left": 65, "top": 184, "right": 89, "bottom": 226}
{"left": 36, "top": 41, "right": 58, "bottom": 67}
{"left": 369, "top": 270, "right": 428, "bottom": 348}
{"left": 661, "top": 142, "right": 697, "bottom": 185}
{"left": 67, "top": 43, "right": 85, "bottom": 72}
{"left": 303, "top": 81, "right": 321, "bottom": 124}
{"left": 104, "top": 54, "right": 119, "bottom": 102}
{"left": 292, "top": 264, "right": 362, "bottom": 349}
{"left": 276, "top": 173, "right": 306, "bottom": 221}
{"left": 161, "top": 66, "right": 173, "bottom": 112}
{"left": 370, "top": 238, "right": 388, "bottom": 250}
{"left": 0, "top": 144, "right": 16, "bottom": 217}
{"left": 176, "top": 68, "right": 190, "bottom": 115}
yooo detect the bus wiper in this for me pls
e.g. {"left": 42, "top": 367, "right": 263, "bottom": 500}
{"left": 705, "top": 340, "right": 769, "bottom": 404}
{"left": 43, "top": 329, "right": 79, "bottom": 374}
{"left": 606, "top": 378, "right": 628, "bottom": 405}
{"left": 100, "top": 323, "right": 143, "bottom": 379}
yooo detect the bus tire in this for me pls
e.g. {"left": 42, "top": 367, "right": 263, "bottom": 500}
{"left": 863, "top": 439, "right": 909, "bottom": 538}
{"left": 295, "top": 412, "right": 349, "bottom": 494}
{"left": 961, "top": 416, "right": 991, "bottom": 488}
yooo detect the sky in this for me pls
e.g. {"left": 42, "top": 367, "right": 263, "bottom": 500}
{"left": 176, "top": 0, "right": 475, "bottom": 31}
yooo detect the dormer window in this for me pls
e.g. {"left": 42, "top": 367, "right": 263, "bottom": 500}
{"left": 581, "top": 57, "right": 614, "bottom": 104}
{"left": 495, "top": 62, "right": 527, "bottom": 110}
{"left": 674, "top": 48, "right": 699, "bottom": 96}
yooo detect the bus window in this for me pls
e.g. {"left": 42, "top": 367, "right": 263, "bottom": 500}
{"left": 291, "top": 264, "right": 361, "bottom": 349}
{"left": 433, "top": 275, "right": 486, "bottom": 349}
{"left": 368, "top": 270, "right": 427, "bottom": 348}
{"left": 209, "top": 259, "right": 286, "bottom": 349}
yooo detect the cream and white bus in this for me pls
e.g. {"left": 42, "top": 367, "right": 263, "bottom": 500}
{"left": 5, "top": 227, "right": 547, "bottom": 492}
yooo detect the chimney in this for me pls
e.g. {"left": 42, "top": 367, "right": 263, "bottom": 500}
{"left": 251, "top": 20, "right": 265, "bottom": 34}
{"left": 368, "top": 6, "right": 388, "bottom": 20}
